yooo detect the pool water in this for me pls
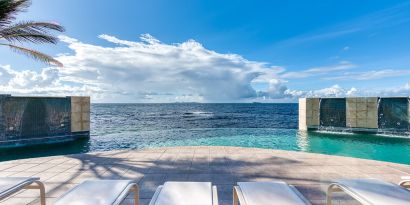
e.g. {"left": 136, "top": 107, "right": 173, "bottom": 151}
{"left": 0, "top": 103, "right": 409, "bottom": 164}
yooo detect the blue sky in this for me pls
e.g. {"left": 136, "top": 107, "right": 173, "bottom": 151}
{"left": 1, "top": 0, "right": 410, "bottom": 102}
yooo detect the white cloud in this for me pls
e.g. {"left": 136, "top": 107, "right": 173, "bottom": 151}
{"left": 1, "top": 34, "right": 409, "bottom": 102}
{"left": 286, "top": 85, "right": 355, "bottom": 98}
{"left": 0, "top": 65, "right": 102, "bottom": 97}
{"left": 54, "top": 34, "right": 285, "bottom": 102}
{"left": 324, "top": 69, "right": 410, "bottom": 80}
{"left": 285, "top": 83, "right": 410, "bottom": 100}
{"left": 371, "top": 83, "right": 410, "bottom": 97}
{"left": 281, "top": 61, "right": 355, "bottom": 79}
{"left": 257, "top": 79, "right": 291, "bottom": 99}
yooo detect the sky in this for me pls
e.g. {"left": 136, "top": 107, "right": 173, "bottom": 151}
{"left": 0, "top": 0, "right": 410, "bottom": 103}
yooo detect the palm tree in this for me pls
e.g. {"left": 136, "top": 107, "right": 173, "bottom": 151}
{"left": 0, "top": 0, "right": 64, "bottom": 66}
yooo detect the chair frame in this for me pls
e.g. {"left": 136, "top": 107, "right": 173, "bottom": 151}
{"left": 327, "top": 178, "right": 410, "bottom": 205}
{"left": 0, "top": 179, "right": 45, "bottom": 205}
{"left": 120, "top": 183, "right": 139, "bottom": 205}
{"left": 399, "top": 177, "right": 410, "bottom": 189}
{"left": 327, "top": 183, "right": 371, "bottom": 205}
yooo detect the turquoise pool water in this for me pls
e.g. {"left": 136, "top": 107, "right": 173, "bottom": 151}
{"left": 1, "top": 128, "right": 410, "bottom": 164}
{"left": 151, "top": 128, "right": 410, "bottom": 164}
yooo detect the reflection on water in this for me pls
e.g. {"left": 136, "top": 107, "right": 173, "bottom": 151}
{"left": 296, "top": 130, "right": 309, "bottom": 152}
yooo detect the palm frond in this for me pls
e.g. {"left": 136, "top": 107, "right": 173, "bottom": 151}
{"left": 0, "top": 0, "right": 30, "bottom": 28}
{"left": 0, "top": 21, "right": 64, "bottom": 43}
{"left": 0, "top": 33, "right": 58, "bottom": 44}
{"left": 1, "top": 21, "right": 65, "bottom": 33}
{"left": 0, "top": 43, "right": 63, "bottom": 67}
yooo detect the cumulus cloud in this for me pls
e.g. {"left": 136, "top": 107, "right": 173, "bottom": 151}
{"left": 0, "top": 65, "right": 102, "bottom": 96}
{"left": 257, "top": 79, "right": 291, "bottom": 99}
{"left": 285, "top": 85, "right": 358, "bottom": 98}
{"left": 1, "top": 34, "right": 409, "bottom": 102}
{"left": 285, "top": 83, "right": 410, "bottom": 99}
{"left": 55, "top": 34, "right": 285, "bottom": 102}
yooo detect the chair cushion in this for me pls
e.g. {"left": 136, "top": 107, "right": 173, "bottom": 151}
{"left": 237, "top": 181, "right": 308, "bottom": 205}
{"left": 53, "top": 180, "right": 135, "bottom": 205}
{"left": 152, "top": 182, "right": 213, "bottom": 205}
{"left": 335, "top": 179, "right": 410, "bottom": 205}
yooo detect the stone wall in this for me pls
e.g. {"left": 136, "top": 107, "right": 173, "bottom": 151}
{"left": 71, "top": 96, "right": 90, "bottom": 132}
{"left": 300, "top": 97, "right": 409, "bottom": 133}
{"left": 299, "top": 98, "right": 319, "bottom": 130}
{"left": 0, "top": 95, "right": 90, "bottom": 147}
{"left": 346, "top": 97, "right": 378, "bottom": 129}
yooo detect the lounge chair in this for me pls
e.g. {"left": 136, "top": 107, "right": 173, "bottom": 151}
{"left": 53, "top": 180, "right": 139, "bottom": 205}
{"left": 233, "top": 181, "right": 311, "bottom": 205}
{"left": 327, "top": 178, "right": 410, "bottom": 205}
{"left": 149, "top": 181, "right": 218, "bottom": 205}
{"left": 0, "top": 177, "right": 45, "bottom": 205}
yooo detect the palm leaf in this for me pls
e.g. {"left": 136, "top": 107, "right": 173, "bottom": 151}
{"left": 0, "top": 33, "right": 58, "bottom": 44}
{"left": 0, "top": 0, "right": 65, "bottom": 66}
{"left": 0, "top": 21, "right": 64, "bottom": 43}
{"left": 0, "top": 0, "right": 30, "bottom": 28}
{"left": 0, "top": 43, "right": 63, "bottom": 67}
{"left": 1, "top": 21, "right": 65, "bottom": 33}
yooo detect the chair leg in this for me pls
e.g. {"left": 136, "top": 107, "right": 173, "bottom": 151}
{"left": 399, "top": 180, "right": 410, "bottom": 189}
{"left": 132, "top": 185, "right": 139, "bottom": 205}
{"left": 25, "top": 181, "right": 46, "bottom": 205}
{"left": 38, "top": 181, "right": 46, "bottom": 205}
{"left": 326, "top": 185, "right": 335, "bottom": 205}
{"left": 212, "top": 185, "right": 219, "bottom": 205}
{"left": 233, "top": 187, "right": 238, "bottom": 205}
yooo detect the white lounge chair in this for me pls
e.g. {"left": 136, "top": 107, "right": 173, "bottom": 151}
{"left": 0, "top": 177, "right": 45, "bottom": 205}
{"left": 327, "top": 178, "right": 410, "bottom": 205}
{"left": 149, "top": 181, "right": 218, "bottom": 205}
{"left": 53, "top": 180, "right": 139, "bottom": 205}
{"left": 233, "top": 181, "right": 311, "bottom": 205}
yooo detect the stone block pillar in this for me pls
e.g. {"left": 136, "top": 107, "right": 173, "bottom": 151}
{"left": 299, "top": 98, "right": 320, "bottom": 130}
{"left": 70, "top": 97, "right": 90, "bottom": 133}
{"left": 346, "top": 97, "right": 378, "bottom": 129}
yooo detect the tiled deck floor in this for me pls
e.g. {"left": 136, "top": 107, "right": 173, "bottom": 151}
{"left": 1, "top": 146, "right": 409, "bottom": 205}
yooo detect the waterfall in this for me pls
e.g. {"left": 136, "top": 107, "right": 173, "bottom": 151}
{"left": 378, "top": 97, "right": 410, "bottom": 135}
{"left": 318, "top": 98, "right": 347, "bottom": 132}
{"left": 1, "top": 97, "right": 71, "bottom": 141}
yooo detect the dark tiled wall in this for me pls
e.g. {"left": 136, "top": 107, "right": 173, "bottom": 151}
{"left": 0, "top": 96, "right": 71, "bottom": 141}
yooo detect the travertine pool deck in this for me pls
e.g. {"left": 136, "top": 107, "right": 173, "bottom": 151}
{"left": 1, "top": 146, "right": 409, "bottom": 205}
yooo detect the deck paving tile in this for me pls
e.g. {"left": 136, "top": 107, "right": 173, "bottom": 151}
{"left": 0, "top": 146, "right": 408, "bottom": 205}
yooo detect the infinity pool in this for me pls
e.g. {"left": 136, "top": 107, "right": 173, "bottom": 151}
{"left": 1, "top": 128, "right": 410, "bottom": 164}
{"left": 1, "top": 104, "right": 409, "bottom": 164}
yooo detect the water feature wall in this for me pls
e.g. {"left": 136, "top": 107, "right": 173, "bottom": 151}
{"left": 299, "top": 97, "right": 410, "bottom": 135}
{"left": 319, "top": 98, "right": 346, "bottom": 128}
{"left": 0, "top": 95, "right": 90, "bottom": 147}
{"left": 378, "top": 98, "right": 410, "bottom": 133}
